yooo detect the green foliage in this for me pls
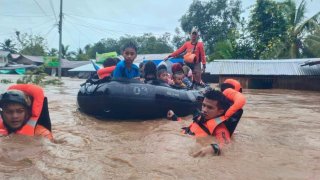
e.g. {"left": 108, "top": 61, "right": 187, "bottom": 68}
{"left": 210, "top": 40, "right": 235, "bottom": 60}
{"left": 15, "top": 32, "right": 47, "bottom": 56}
{"left": 180, "top": 0, "right": 242, "bottom": 54}
{"left": 248, "top": 0, "right": 320, "bottom": 59}
{"left": 172, "top": 27, "right": 187, "bottom": 50}
{"left": 304, "top": 29, "right": 320, "bottom": 57}
{"left": 0, "top": 79, "right": 13, "bottom": 84}
{"left": 16, "top": 65, "right": 63, "bottom": 86}
{"left": 0, "top": 39, "right": 17, "bottom": 53}
{"left": 248, "top": 0, "right": 288, "bottom": 59}
{"left": 85, "top": 33, "right": 173, "bottom": 59}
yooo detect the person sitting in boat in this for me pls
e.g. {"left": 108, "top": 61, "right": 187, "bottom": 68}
{"left": 182, "top": 64, "right": 193, "bottom": 89}
{"left": 143, "top": 61, "right": 157, "bottom": 83}
{"left": 170, "top": 63, "right": 187, "bottom": 89}
{"left": 171, "top": 72, "right": 187, "bottom": 89}
{"left": 139, "top": 62, "right": 145, "bottom": 79}
{"left": 152, "top": 64, "right": 170, "bottom": 87}
{"left": 167, "top": 89, "right": 232, "bottom": 156}
{"left": 220, "top": 79, "right": 246, "bottom": 136}
{"left": 0, "top": 84, "right": 53, "bottom": 140}
{"left": 113, "top": 41, "right": 140, "bottom": 79}
{"left": 97, "top": 58, "right": 119, "bottom": 79}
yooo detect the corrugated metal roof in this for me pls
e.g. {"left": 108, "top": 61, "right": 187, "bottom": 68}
{"left": 118, "top": 53, "right": 170, "bottom": 64}
{"left": 20, "top": 55, "right": 44, "bottom": 63}
{"left": 61, "top": 59, "right": 89, "bottom": 69}
{"left": 206, "top": 59, "right": 320, "bottom": 76}
{"left": 0, "top": 50, "right": 10, "bottom": 57}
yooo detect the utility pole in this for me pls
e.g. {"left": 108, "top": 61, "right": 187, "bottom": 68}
{"left": 58, "top": 0, "right": 63, "bottom": 78}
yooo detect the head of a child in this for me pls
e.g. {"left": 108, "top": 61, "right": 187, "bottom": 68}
{"left": 202, "top": 90, "right": 230, "bottom": 120}
{"left": 157, "top": 65, "right": 169, "bottom": 82}
{"left": 173, "top": 73, "right": 184, "bottom": 85}
{"left": 121, "top": 41, "right": 137, "bottom": 65}
{"left": 144, "top": 61, "right": 157, "bottom": 81}
{"left": 0, "top": 90, "right": 32, "bottom": 131}
{"left": 103, "top": 58, "right": 118, "bottom": 68}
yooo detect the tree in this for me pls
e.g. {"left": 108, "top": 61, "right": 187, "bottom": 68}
{"left": 280, "top": 0, "right": 320, "bottom": 58}
{"left": 248, "top": 0, "right": 320, "bottom": 59}
{"left": 61, "top": 44, "right": 76, "bottom": 60}
{"left": 47, "top": 48, "right": 58, "bottom": 56}
{"left": 180, "top": 0, "right": 242, "bottom": 54}
{"left": 137, "top": 33, "right": 173, "bottom": 54}
{"left": 75, "top": 48, "right": 90, "bottom": 61}
{"left": 304, "top": 29, "right": 320, "bottom": 57}
{"left": 15, "top": 31, "right": 47, "bottom": 56}
{"left": 172, "top": 27, "right": 187, "bottom": 50}
{"left": 248, "top": 0, "right": 288, "bottom": 59}
{"left": 0, "top": 39, "right": 17, "bottom": 53}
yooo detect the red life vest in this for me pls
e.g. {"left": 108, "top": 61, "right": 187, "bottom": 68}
{"left": 0, "top": 84, "right": 44, "bottom": 136}
{"left": 97, "top": 66, "right": 116, "bottom": 79}
{"left": 182, "top": 116, "right": 227, "bottom": 137}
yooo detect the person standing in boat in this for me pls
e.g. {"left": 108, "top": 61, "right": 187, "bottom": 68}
{"left": 113, "top": 41, "right": 140, "bottom": 79}
{"left": 0, "top": 84, "right": 53, "bottom": 140}
{"left": 164, "top": 27, "right": 206, "bottom": 87}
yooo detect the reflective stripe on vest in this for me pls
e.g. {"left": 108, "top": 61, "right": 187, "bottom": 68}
{"left": 0, "top": 117, "right": 37, "bottom": 136}
{"left": 184, "top": 116, "right": 227, "bottom": 137}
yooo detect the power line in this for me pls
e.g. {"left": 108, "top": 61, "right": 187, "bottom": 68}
{"left": 49, "top": 0, "right": 58, "bottom": 23}
{"left": 64, "top": 13, "right": 168, "bottom": 30}
{"left": 66, "top": 19, "right": 96, "bottom": 44}
{"left": 66, "top": 15, "right": 164, "bottom": 36}
{"left": 32, "top": 0, "right": 49, "bottom": 17}
{"left": 0, "top": 13, "right": 53, "bottom": 18}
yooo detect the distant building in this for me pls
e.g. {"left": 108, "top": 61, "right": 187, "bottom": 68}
{"left": 12, "top": 54, "right": 89, "bottom": 76}
{"left": 0, "top": 50, "right": 10, "bottom": 67}
{"left": 205, "top": 59, "right": 320, "bottom": 91}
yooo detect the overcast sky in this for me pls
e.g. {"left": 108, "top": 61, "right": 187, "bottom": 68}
{"left": 0, "top": 0, "right": 319, "bottom": 51}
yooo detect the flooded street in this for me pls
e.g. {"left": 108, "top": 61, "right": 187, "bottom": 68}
{"left": 0, "top": 75, "right": 319, "bottom": 179}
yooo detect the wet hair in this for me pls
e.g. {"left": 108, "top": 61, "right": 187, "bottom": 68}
{"left": 204, "top": 89, "right": 230, "bottom": 112}
{"left": 144, "top": 61, "right": 157, "bottom": 80}
{"left": 172, "top": 63, "right": 183, "bottom": 75}
{"left": 102, "top": 58, "right": 118, "bottom": 67}
{"left": 220, "top": 83, "right": 235, "bottom": 92}
{"left": 121, "top": 41, "right": 138, "bottom": 52}
{"left": 114, "top": 57, "right": 121, "bottom": 64}
{"left": 139, "top": 62, "right": 145, "bottom": 69}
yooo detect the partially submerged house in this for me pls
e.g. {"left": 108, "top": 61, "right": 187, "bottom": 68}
{"left": 205, "top": 59, "right": 320, "bottom": 91}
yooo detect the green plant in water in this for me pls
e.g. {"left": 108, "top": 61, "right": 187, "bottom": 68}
{"left": 0, "top": 79, "right": 13, "bottom": 84}
{"left": 16, "top": 65, "right": 63, "bottom": 86}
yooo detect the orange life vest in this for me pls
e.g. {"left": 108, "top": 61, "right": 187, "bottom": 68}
{"left": 0, "top": 84, "right": 44, "bottom": 136}
{"left": 182, "top": 116, "right": 227, "bottom": 137}
{"left": 223, "top": 88, "right": 246, "bottom": 118}
{"left": 224, "top": 79, "right": 242, "bottom": 92}
{"left": 97, "top": 66, "right": 116, "bottom": 79}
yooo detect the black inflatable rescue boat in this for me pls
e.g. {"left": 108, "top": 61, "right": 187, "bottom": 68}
{"left": 77, "top": 79, "right": 202, "bottom": 119}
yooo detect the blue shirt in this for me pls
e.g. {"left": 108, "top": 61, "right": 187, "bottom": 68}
{"left": 112, "top": 60, "right": 140, "bottom": 79}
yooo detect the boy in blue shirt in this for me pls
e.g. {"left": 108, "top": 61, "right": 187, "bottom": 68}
{"left": 113, "top": 41, "right": 140, "bottom": 79}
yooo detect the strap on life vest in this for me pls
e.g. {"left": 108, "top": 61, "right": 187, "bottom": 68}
{"left": 182, "top": 116, "right": 227, "bottom": 137}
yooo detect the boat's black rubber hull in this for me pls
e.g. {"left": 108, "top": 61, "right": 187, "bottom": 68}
{"left": 77, "top": 81, "right": 202, "bottom": 119}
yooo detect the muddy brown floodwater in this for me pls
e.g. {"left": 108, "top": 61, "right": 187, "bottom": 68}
{"left": 0, "top": 75, "right": 319, "bottom": 180}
